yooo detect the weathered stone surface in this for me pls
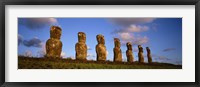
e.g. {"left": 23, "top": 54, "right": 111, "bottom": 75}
{"left": 46, "top": 39, "right": 62, "bottom": 58}
{"left": 146, "top": 47, "right": 152, "bottom": 63}
{"left": 50, "top": 26, "right": 62, "bottom": 39}
{"left": 113, "top": 38, "right": 122, "bottom": 62}
{"left": 96, "top": 34, "right": 107, "bottom": 61}
{"left": 138, "top": 45, "right": 144, "bottom": 63}
{"left": 75, "top": 32, "right": 87, "bottom": 60}
{"left": 126, "top": 42, "right": 134, "bottom": 62}
{"left": 46, "top": 26, "right": 62, "bottom": 58}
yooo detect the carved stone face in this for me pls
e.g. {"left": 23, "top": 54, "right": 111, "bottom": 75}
{"left": 138, "top": 45, "right": 143, "bottom": 52}
{"left": 138, "top": 45, "right": 141, "bottom": 48}
{"left": 126, "top": 42, "right": 132, "bottom": 50}
{"left": 78, "top": 32, "right": 86, "bottom": 43}
{"left": 50, "top": 26, "right": 62, "bottom": 39}
{"left": 114, "top": 38, "right": 121, "bottom": 48}
{"left": 96, "top": 34, "right": 105, "bottom": 44}
{"left": 146, "top": 47, "right": 150, "bottom": 53}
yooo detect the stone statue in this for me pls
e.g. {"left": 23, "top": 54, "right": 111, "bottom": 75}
{"left": 96, "top": 34, "right": 107, "bottom": 61}
{"left": 126, "top": 42, "right": 134, "bottom": 62}
{"left": 113, "top": 38, "right": 122, "bottom": 62}
{"left": 138, "top": 45, "right": 144, "bottom": 63}
{"left": 75, "top": 32, "right": 87, "bottom": 60}
{"left": 146, "top": 47, "right": 152, "bottom": 63}
{"left": 46, "top": 26, "right": 62, "bottom": 58}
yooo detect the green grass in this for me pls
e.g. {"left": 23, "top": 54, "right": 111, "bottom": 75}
{"left": 18, "top": 56, "right": 182, "bottom": 69}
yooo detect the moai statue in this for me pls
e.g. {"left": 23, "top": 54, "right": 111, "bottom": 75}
{"left": 146, "top": 47, "right": 152, "bottom": 63}
{"left": 126, "top": 42, "right": 134, "bottom": 62}
{"left": 75, "top": 32, "right": 87, "bottom": 60}
{"left": 138, "top": 45, "right": 144, "bottom": 63}
{"left": 46, "top": 26, "right": 63, "bottom": 58}
{"left": 96, "top": 34, "right": 107, "bottom": 61}
{"left": 113, "top": 38, "right": 122, "bottom": 62}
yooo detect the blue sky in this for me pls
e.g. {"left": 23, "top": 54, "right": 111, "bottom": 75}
{"left": 18, "top": 18, "right": 182, "bottom": 65}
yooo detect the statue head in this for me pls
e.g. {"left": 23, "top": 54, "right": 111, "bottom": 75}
{"left": 138, "top": 45, "right": 143, "bottom": 52}
{"left": 96, "top": 34, "right": 105, "bottom": 44}
{"left": 126, "top": 42, "right": 132, "bottom": 50}
{"left": 78, "top": 32, "right": 86, "bottom": 43}
{"left": 50, "top": 26, "right": 62, "bottom": 39}
{"left": 146, "top": 47, "right": 151, "bottom": 53}
{"left": 114, "top": 38, "right": 121, "bottom": 48}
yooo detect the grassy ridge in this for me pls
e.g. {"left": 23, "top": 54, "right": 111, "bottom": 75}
{"left": 18, "top": 56, "right": 182, "bottom": 69}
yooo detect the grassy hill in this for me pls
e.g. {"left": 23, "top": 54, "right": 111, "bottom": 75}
{"left": 18, "top": 56, "right": 182, "bottom": 69}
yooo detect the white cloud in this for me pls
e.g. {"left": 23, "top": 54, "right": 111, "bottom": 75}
{"left": 112, "top": 24, "right": 149, "bottom": 34}
{"left": 87, "top": 53, "right": 96, "bottom": 60}
{"left": 127, "top": 25, "right": 149, "bottom": 32}
{"left": 87, "top": 53, "right": 95, "bottom": 57}
{"left": 109, "top": 18, "right": 154, "bottom": 46}
{"left": 18, "top": 34, "right": 23, "bottom": 46}
{"left": 24, "top": 50, "right": 32, "bottom": 57}
{"left": 36, "top": 43, "right": 46, "bottom": 57}
{"left": 117, "top": 32, "right": 148, "bottom": 45}
{"left": 113, "top": 25, "right": 149, "bottom": 46}
{"left": 106, "top": 51, "right": 109, "bottom": 56}
{"left": 132, "top": 36, "right": 148, "bottom": 45}
{"left": 87, "top": 46, "right": 92, "bottom": 50}
{"left": 118, "top": 32, "right": 134, "bottom": 41}
{"left": 61, "top": 52, "right": 66, "bottom": 58}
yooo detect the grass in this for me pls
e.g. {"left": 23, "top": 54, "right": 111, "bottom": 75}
{"left": 18, "top": 56, "right": 182, "bottom": 69}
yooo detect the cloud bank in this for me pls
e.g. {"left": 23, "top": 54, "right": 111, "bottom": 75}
{"left": 112, "top": 25, "right": 149, "bottom": 34}
{"left": 23, "top": 37, "right": 43, "bottom": 48}
{"left": 117, "top": 32, "right": 149, "bottom": 46}
{"left": 109, "top": 18, "right": 156, "bottom": 46}
{"left": 19, "top": 18, "right": 58, "bottom": 29}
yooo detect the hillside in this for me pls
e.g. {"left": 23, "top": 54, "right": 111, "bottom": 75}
{"left": 18, "top": 56, "right": 182, "bottom": 69}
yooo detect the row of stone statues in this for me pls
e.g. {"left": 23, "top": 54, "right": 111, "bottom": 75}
{"left": 45, "top": 26, "right": 152, "bottom": 63}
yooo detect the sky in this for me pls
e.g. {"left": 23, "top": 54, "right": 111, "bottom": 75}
{"left": 18, "top": 18, "right": 182, "bottom": 65}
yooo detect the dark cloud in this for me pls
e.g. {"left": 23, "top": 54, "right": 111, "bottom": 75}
{"left": 23, "top": 37, "right": 43, "bottom": 48}
{"left": 108, "top": 18, "right": 156, "bottom": 26}
{"left": 163, "top": 48, "right": 176, "bottom": 52}
{"left": 19, "top": 18, "right": 58, "bottom": 29}
{"left": 18, "top": 34, "right": 23, "bottom": 46}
